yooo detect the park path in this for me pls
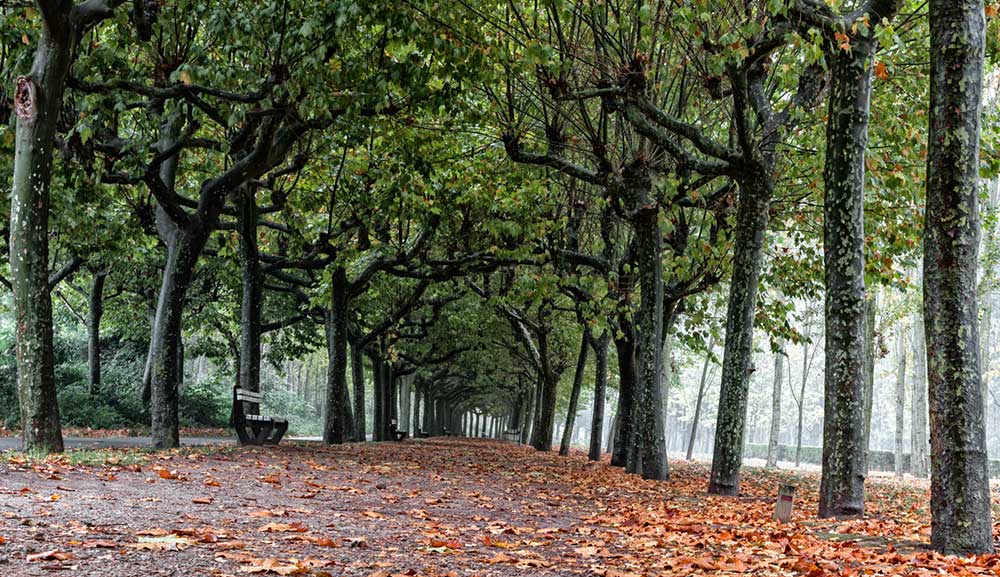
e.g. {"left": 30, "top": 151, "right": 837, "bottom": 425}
{"left": 0, "top": 436, "right": 234, "bottom": 451}
{"left": 0, "top": 438, "right": 984, "bottom": 576}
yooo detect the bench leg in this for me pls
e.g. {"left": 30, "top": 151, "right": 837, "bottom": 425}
{"left": 251, "top": 421, "right": 274, "bottom": 445}
{"left": 264, "top": 421, "right": 288, "bottom": 446}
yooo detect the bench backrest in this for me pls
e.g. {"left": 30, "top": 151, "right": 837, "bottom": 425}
{"left": 234, "top": 388, "right": 262, "bottom": 416}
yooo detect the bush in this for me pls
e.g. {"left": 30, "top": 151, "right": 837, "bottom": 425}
{"left": 58, "top": 382, "right": 126, "bottom": 429}
{"left": 179, "top": 378, "right": 231, "bottom": 428}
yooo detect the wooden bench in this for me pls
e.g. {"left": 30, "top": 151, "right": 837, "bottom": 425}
{"left": 415, "top": 428, "right": 430, "bottom": 438}
{"left": 502, "top": 429, "right": 522, "bottom": 442}
{"left": 232, "top": 387, "right": 288, "bottom": 446}
{"left": 389, "top": 420, "right": 408, "bottom": 442}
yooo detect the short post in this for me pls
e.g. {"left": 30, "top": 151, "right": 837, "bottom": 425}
{"left": 774, "top": 484, "right": 796, "bottom": 523}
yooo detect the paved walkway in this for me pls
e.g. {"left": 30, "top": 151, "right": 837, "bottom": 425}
{"left": 0, "top": 436, "right": 235, "bottom": 450}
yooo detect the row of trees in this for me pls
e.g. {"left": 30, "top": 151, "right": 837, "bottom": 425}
{"left": 2, "top": 0, "right": 997, "bottom": 555}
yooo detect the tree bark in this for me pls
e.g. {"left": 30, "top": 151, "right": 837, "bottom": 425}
{"left": 588, "top": 330, "right": 609, "bottom": 461}
{"left": 10, "top": 4, "right": 82, "bottom": 454}
{"left": 687, "top": 338, "right": 716, "bottom": 461}
{"left": 87, "top": 271, "right": 108, "bottom": 393}
{"left": 530, "top": 330, "right": 560, "bottom": 451}
{"left": 323, "top": 266, "right": 350, "bottom": 444}
{"left": 237, "top": 186, "right": 262, "bottom": 394}
{"left": 560, "top": 329, "right": 590, "bottom": 456}
{"left": 611, "top": 323, "right": 637, "bottom": 467}
{"left": 766, "top": 342, "right": 785, "bottom": 469}
{"left": 862, "top": 292, "right": 877, "bottom": 470}
{"left": 628, "top": 205, "right": 668, "bottom": 480}
{"left": 894, "top": 325, "right": 907, "bottom": 477}
{"left": 818, "top": 36, "right": 874, "bottom": 519}
{"left": 911, "top": 310, "right": 929, "bottom": 478}
{"left": 924, "top": 0, "right": 993, "bottom": 552}
{"left": 708, "top": 177, "right": 771, "bottom": 495}
{"left": 350, "top": 337, "right": 366, "bottom": 441}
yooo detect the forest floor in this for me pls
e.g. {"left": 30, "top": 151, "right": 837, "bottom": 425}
{"left": 0, "top": 438, "right": 996, "bottom": 577}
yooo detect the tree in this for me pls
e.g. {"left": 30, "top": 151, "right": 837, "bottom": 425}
{"left": 765, "top": 341, "right": 784, "bottom": 469}
{"left": 923, "top": 0, "right": 993, "bottom": 553}
{"left": 10, "top": 0, "right": 130, "bottom": 453}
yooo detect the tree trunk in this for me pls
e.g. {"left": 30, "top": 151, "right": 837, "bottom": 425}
{"left": 237, "top": 187, "right": 262, "bottom": 394}
{"left": 894, "top": 325, "right": 907, "bottom": 477}
{"left": 323, "top": 267, "right": 350, "bottom": 444}
{"left": 351, "top": 338, "right": 366, "bottom": 441}
{"left": 708, "top": 177, "right": 771, "bottom": 495}
{"left": 560, "top": 329, "right": 590, "bottom": 456}
{"left": 589, "top": 330, "right": 609, "bottom": 461}
{"left": 530, "top": 331, "right": 559, "bottom": 451}
{"left": 766, "top": 342, "right": 785, "bottom": 469}
{"left": 629, "top": 205, "right": 668, "bottom": 480}
{"left": 911, "top": 310, "right": 929, "bottom": 478}
{"left": 818, "top": 37, "right": 874, "bottom": 519}
{"left": 149, "top": 221, "right": 209, "bottom": 448}
{"left": 10, "top": 8, "right": 80, "bottom": 454}
{"left": 87, "top": 271, "right": 108, "bottom": 393}
{"left": 611, "top": 322, "right": 637, "bottom": 467}
{"left": 795, "top": 325, "right": 814, "bottom": 468}
{"left": 862, "top": 292, "right": 877, "bottom": 470}
{"left": 924, "top": 0, "right": 993, "bottom": 552}
{"left": 688, "top": 339, "right": 715, "bottom": 461}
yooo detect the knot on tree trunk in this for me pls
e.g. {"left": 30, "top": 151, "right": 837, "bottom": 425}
{"left": 15, "top": 76, "right": 37, "bottom": 121}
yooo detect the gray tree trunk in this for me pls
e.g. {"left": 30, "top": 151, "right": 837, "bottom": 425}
{"left": 862, "top": 293, "right": 877, "bottom": 468}
{"left": 910, "top": 310, "right": 929, "bottom": 478}
{"left": 894, "top": 325, "right": 907, "bottom": 477}
{"left": 629, "top": 205, "right": 668, "bottom": 479}
{"left": 87, "top": 271, "right": 108, "bottom": 393}
{"left": 818, "top": 33, "right": 876, "bottom": 519}
{"left": 708, "top": 177, "right": 771, "bottom": 495}
{"left": 560, "top": 329, "right": 590, "bottom": 456}
{"left": 10, "top": 2, "right": 85, "bottom": 454}
{"left": 924, "top": 0, "right": 994, "bottom": 553}
{"left": 350, "top": 337, "right": 366, "bottom": 441}
{"left": 687, "top": 338, "right": 716, "bottom": 461}
{"left": 766, "top": 342, "right": 785, "bottom": 469}
{"left": 588, "top": 331, "right": 609, "bottom": 461}
{"left": 323, "top": 266, "right": 350, "bottom": 443}
{"left": 237, "top": 187, "right": 262, "bottom": 393}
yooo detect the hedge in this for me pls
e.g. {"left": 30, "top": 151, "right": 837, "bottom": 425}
{"left": 744, "top": 443, "right": 1000, "bottom": 477}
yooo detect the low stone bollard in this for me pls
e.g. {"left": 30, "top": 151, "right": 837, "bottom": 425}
{"left": 774, "top": 484, "right": 796, "bottom": 523}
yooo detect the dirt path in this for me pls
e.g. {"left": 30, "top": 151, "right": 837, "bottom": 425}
{"left": 0, "top": 439, "right": 988, "bottom": 576}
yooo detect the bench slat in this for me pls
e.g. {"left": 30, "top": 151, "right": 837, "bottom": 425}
{"left": 236, "top": 389, "right": 263, "bottom": 402}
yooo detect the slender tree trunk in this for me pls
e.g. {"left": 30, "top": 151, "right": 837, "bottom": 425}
{"left": 351, "top": 338, "right": 366, "bottom": 441}
{"left": 10, "top": 8, "right": 81, "bottom": 454}
{"left": 818, "top": 36, "right": 875, "bottom": 519}
{"left": 795, "top": 326, "right": 813, "bottom": 467}
{"left": 371, "top": 352, "right": 384, "bottom": 440}
{"left": 924, "top": 0, "right": 993, "bottom": 552}
{"left": 323, "top": 267, "right": 349, "bottom": 444}
{"left": 589, "top": 330, "right": 609, "bottom": 461}
{"left": 560, "top": 329, "right": 590, "bottom": 456}
{"left": 400, "top": 374, "right": 412, "bottom": 433}
{"left": 87, "top": 271, "right": 108, "bottom": 393}
{"left": 766, "top": 342, "right": 785, "bottom": 469}
{"left": 862, "top": 293, "right": 877, "bottom": 470}
{"left": 894, "top": 325, "right": 907, "bottom": 477}
{"left": 688, "top": 339, "right": 716, "bottom": 461}
{"left": 531, "top": 331, "right": 560, "bottom": 451}
{"left": 413, "top": 380, "right": 422, "bottom": 435}
{"left": 237, "top": 187, "right": 262, "bottom": 393}
{"left": 911, "top": 310, "right": 929, "bottom": 478}
{"left": 611, "top": 323, "right": 637, "bottom": 467}
{"left": 708, "top": 177, "right": 771, "bottom": 495}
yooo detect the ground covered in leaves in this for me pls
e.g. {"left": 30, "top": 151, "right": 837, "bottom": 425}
{"left": 0, "top": 438, "right": 997, "bottom": 576}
